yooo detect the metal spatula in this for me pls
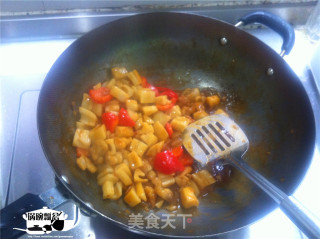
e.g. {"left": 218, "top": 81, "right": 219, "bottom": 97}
{"left": 183, "top": 114, "right": 320, "bottom": 239}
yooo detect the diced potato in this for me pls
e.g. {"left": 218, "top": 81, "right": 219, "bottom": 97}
{"left": 127, "top": 70, "right": 142, "bottom": 86}
{"left": 126, "top": 99, "right": 139, "bottom": 111}
{"left": 129, "top": 139, "right": 148, "bottom": 157}
{"left": 110, "top": 181, "right": 123, "bottom": 200}
{"left": 155, "top": 95, "right": 171, "bottom": 105}
{"left": 143, "top": 115, "right": 154, "bottom": 124}
{"left": 91, "top": 103, "right": 104, "bottom": 117}
{"left": 171, "top": 116, "right": 191, "bottom": 132}
{"left": 140, "top": 133, "right": 158, "bottom": 146}
{"left": 135, "top": 182, "right": 147, "bottom": 201}
{"left": 139, "top": 89, "right": 156, "bottom": 104}
{"left": 90, "top": 140, "right": 108, "bottom": 164}
{"left": 124, "top": 186, "right": 141, "bottom": 207}
{"left": 106, "top": 152, "right": 123, "bottom": 166}
{"left": 146, "top": 141, "right": 164, "bottom": 157}
{"left": 127, "top": 151, "right": 144, "bottom": 169}
{"left": 188, "top": 180, "right": 200, "bottom": 196}
{"left": 152, "top": 111, "right": 171, "bottom": 126}
{"left": 161, "top": 177, "right": 176, "bottom": 188}
{"left": 168, "top": 105, "right": 182, "bottom": 118}
{"left": 97, "top": 173, "right": 118, "bottom": 186}
{"left": 76, "top": 121, "right": 91, "bottom": 130}
{"left": 137, "top": 122, "right": 154, "bottom": 135}
{"left": 214, "top": 108, "right": 229, "bottom": 116}
{"left": 84, "top": 157, "right": 97, "bottom": 173}
{"left": 206, "top": 95, "right": 220, "bottom": 108}
{"left": 79, "top": 107, "right": 97, "bottom": 127}
{"left": 193, "top": 111, "right": 209, "bottom": 120}
{"left": 102, "top": 180, "right": 114, "bottom": 199}
{"left": 105, "top": 100, "right": 120, "bottom": 112}
{"left": 73, "top": 129, "right": 91, "bottom": 149}
{"left": 111, "top": 67, "right": 128, "bottom": 79}
{"left": 105, "top": 138, "right": 116, "bottom": 154}
{"left": 134, "top": 168, "right": 148, "bottom": 183}
{"left": 127, "top": 109, "right": 139, "bottom": 121}
{"left": 81, "top": 93, "right": 93, "bottom": 110}
{"left": 76, "top": 156, "right": 87, "bottom": 171}
{"left": 115, "top": 126, "right": 134, "bottom": 137}
{"left": 155, "top": 199, "right": 164, "bottom": 209}
{"left": 192, "top": 170, "right": 216, "bottom": 189}
{"left": 106, "top": 78, "right": 116, "bottom": 88}
{"left": 115, "top": 163, "right": 133, "bottom": 186}
{"left": 89, "top": 124, "right": 107, "bottom": 142}
{"left": 144, "top": 186, "right": 156, "bottom": 208}
{"left": 110, "top": 86, "right": 129, "bottom": 102}
{"left": 119, "top": 84, "right": 134, "bottom": 98}
{"left": 142, "top": 105, "right": 158, "bottom": 116}
{"left": 134, "top": 118, "right": 143, "bottom": 130}
{"left": 180, "top": 187, "right": 199, "bottom": 208}
{"left": 187, "top": 88, "right": 200, "bottom": 101}
{"left": 114, "top": 137, "right": 132, "bottom": 150}
{"left": 153, "top": 121, "right": 169, "bottom": 141}
{"left": 155, "top": 187, "right": 173, "bottom": 202}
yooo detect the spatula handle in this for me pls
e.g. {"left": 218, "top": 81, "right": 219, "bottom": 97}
{"left": 230, "top": 155, "right": 320, "bottom": 239}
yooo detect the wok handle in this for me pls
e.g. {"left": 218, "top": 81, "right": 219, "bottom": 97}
{"left": 237, "top": 11, "right": 295, "bottom": 56}
{"left": 230, "top": 155, "right": 320, "bottom": 239}
{"left": 0, "top": 186, "right": 68, "bottom": 239}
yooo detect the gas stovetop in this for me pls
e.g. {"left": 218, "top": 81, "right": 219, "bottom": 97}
{"left": 1, "top": 9, "right": 320, "bottom": 239}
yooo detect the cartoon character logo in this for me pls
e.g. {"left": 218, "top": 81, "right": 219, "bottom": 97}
{"left": 13, "top": 207, "right": 79, "bottom": 235}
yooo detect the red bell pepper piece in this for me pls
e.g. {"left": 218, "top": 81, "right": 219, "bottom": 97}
{"left": 156, "top": 87, "right": 178, "bottom": 111}
{"left": 172, "top": 146, "right": 183, "bottom": 158}
{"left": 76, "top": 148, "right": 89, "bottom": 157}
{"left": 101, "top": 112, "right": 119, "bottom": 133}
{"left": 179, "top": 151, "right": 194, "bottom": 166}
{"left": 154, "top": 150, "right": 184, "bottom": 174}
{"left": 165, "top": 122, "right": 173, "bottom": 138}
{"left": 118, "top": 108, "right": 136, "bottom": 127}
{"left": 89, "top": 87, "right": 112, "bottom": 104}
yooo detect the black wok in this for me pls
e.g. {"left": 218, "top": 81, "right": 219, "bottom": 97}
{"left": 2, "top": 11, "right": 316, "bottom": 238}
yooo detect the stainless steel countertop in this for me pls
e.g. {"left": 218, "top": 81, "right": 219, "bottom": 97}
{"left": 1, "top": 7, "right": 320, "bottom": 239}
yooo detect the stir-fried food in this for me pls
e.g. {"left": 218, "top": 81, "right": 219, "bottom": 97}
{"left": 72, "top": 67, "right": 228, "bottom": 210}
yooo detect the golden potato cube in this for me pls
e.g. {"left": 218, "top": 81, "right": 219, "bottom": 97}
{"left": 168, "top": 105, "right": 182, "bottom": 118}
{"left": 139, "top": 89, "right": 156, "bottom": 104}
{"left": 140, "top": 133, "right": 158, "bottom": 146}
{"left": 102, "top": 180, "right": 114, "bottom": 199}
{"left": 110, "top": 86, "right": 129, "bottom": 102}
{"left": 171, "top": 116, "right": 191, "bottom": 132}
{"left": 105, "top": 138, "right": 116, "bottom": 154}
{"left": 155, "top": 95, "right": 171, "bottom": 105}
{"left": 135, "top": 182, "right": 147, "bottom": 201}
{"left": 124, "top": 186, "right": 141, "bottom": 207}
{"left": 146, "top": 141, "right": 164, "bottom": 157}
{"left": 137, "top": 122, "right": 154, "bottom": 135}
{"left": 206, "top": 95, "right": 220, "bottom": 108}
{"left": 152, "top": 111, "right": 171, "bottom": 126}
{"left": 127, "top": 109, "right": 139, "bottom": 121}
{"left": 143, "top": 115, "right": 154, "bottom": 124}
{"left": 153, "top": 121, "right": 169, "bottom": 141}
{"left": 115, "top": 163, "right": 133, "bottom": 186}
{"left": 127, "top": 70, "right": 141, "bottom": 86}
{"left": 111, "top": 67, "right": 128, "bottom": 79}
{"left": 134, "top": 168, "right": 148, "bottom": 183}
{"left": 73, "top": 129, "right": 91, "bottom": 149}
{"left": 79, "top": 107, "right": 97, "bottom": 127}
{"left": 105, "top": 100, "right": 120, "bottom": 112}
{"left": 188, "top": 180, "right": 200, "bottom": 196}
{"left": 110, "top": 181, "right": 123, "bottom": 200}
{"left": 106, "top": 78, "right": 116, "bottom": 88}
{"left": 106, "top": 152, "right": 123, "bottom": 166}
{"left": 115, "top": 126, "right": 134, "bottom": 137}
{"left": 142, "top": 105, "right": 158, "bottom": 116}
{"left": 89, "top": 124, "right": 107, "bottom": 142}
{"left": 126, "top": 99, "right": 139, "bottom": 111}
{"left": 193, "top": 111, "right": 209, "bottom": 120}
{"left": 91, "top": 102, "right": 104, "bottom": 117}
{"left": 81, "top": 93, "right": 93, "bottom": 110}
{"left": 97, "top": 173, "right": 118, "bottom": 186}
{"left": 192, "top": 170, "right": 216, "bottom": 189}
{"left": 180, "top": 186, "right": 199, "bottom": 209}
{"left": 84, "top": 157, "right": 97, "bottom": 173}
{"left": 127, "top": 151, "right": 144, "bottom": 169}
{"left": 129, "top": 139, "right": 148, "bottom": 157}
{"left": 155, "top": 199, "right": 164, "bottom": 209}
{"left": 114, "top": 137, "right": 132, "bottom": 150}
{"left": 76, "top": 156, "right": 87, "bottom": 171}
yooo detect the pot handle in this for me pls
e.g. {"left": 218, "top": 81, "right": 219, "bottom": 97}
{"left": 0, "top": 186, "right": 68, "bottom": 239}
{"left": 236, "top": 11, "right": 295, "bottom": 56}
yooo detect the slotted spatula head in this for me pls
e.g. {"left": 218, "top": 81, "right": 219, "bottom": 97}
{"left": 182, "top": 114, "right": 249, "bottom": 167}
